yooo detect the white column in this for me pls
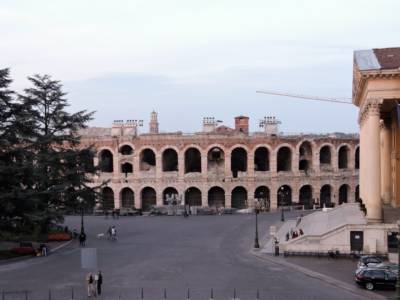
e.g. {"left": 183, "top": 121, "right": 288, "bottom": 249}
{"left": 361, "top": 101, "right": 382, "bottom": 222}
{"left": 381, "top": 119, "right": 392, "bottom": 205}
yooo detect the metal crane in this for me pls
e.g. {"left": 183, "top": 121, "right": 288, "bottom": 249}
{"left": 256, "top": 90, "right": 353, "bottom": 105}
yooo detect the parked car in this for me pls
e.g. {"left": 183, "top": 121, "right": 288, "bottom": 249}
{"left": 11, "top": 242, "right": 36, "bottom": 255}
{"left": 375, "top": 262, "right": 399, "bottom": 274}
{"left": 357, "top": 255, "right": 383, "bottom": 269}
{"left": 119, "top": 207, "right": 140, "bottom": 216}
{"left": 355, "top": 268, "right": 397, "bottom": 290}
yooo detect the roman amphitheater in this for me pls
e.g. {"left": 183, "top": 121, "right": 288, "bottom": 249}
{"left": 80, "top": 113, "right": 359, "bottom": 212}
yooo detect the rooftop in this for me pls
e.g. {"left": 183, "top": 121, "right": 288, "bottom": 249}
{"left": 354, "top": 47, "right": 400, "bottom": 71}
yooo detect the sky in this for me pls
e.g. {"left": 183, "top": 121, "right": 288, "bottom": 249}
{"left": 1, "top": 0, "right": 399, "bottom": 134}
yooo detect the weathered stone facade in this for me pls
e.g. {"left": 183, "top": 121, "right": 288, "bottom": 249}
{"left": 81, "top": 115, "right": 359, "bottom": 211}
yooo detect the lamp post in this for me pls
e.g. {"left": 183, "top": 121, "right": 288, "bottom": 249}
{"left": 254, "top": 199, "right": 260, "bottom": 249}
{"left": 77, "top": 196, "right": 85, "bottom": 234}
{"left": 396, "top": 220, "right": 400, "bottom": 299}
{"left": 279, "top": 187, "right": 285, "bottom": 222}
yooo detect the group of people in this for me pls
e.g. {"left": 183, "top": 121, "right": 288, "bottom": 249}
{"left": 286, "top": 228, "right": 304, "bottom": 241}
{"left": 86, "top": 271, "right": 103, "bottom": 297}
{"left": 107, "top": 225, "right": 117, "bottom": 240}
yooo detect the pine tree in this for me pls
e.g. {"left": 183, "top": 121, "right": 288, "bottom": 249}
{"left": 19, "top": 74, "right": 101, "bottom": 232}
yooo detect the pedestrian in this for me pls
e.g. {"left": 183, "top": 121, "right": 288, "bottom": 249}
{"left": 111, "top": 226, "right": 117, "bottom": 240}
{"left": 107, "top": 226, "right": 112, "bottom": 240}
{"left": 79, "top": 232, "right": 86, "bottom": 247}
{"left": 86, "top": 273, "right": 96, "bottom": 297}
{"left": 72, "top": 229, "right": 78, "bottom": 239}
{"left": 40, "top": 243, "right": 48, "bottom": 256}
{"left": 96, "top": 270, "right": 103, "bottom": 296}
{"left": 299, "top": 228, "right": 304, "bottom": 235}
{"left": 286, "top": 232, "right": 290, "bottom": 241}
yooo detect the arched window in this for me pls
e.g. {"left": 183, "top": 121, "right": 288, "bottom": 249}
{"left": 163, "top": 187, "right": 179, "bottom": 205}
{"left": 338, "top": 145, "right": 349, "bottom": 169}
{"left": 319, "top": 145, "right": 332, "bottom": 168}
{"left": 299, "top": 141, "right": 312, "bottom": 172}
{"left": 277, "top": 185, "right": 292, "bottom": 206}
{"left": 231, "top": 147, "right": 247, "bottom": 178}
{"left": 254, "top": 186, "right": 270, "bottom": 211}
{"left": 231, "top": 186, "right": 248, "bottom": 209}
{"left": 185, "top": 187, "right": 202, "bottom": 206}
{"left": 141, "top": 187, "right": 156, "bottom": 211}
{"left": 121, "top": 162, "right": 133, "bottom": 174}
{"left": 277, "top": 147, "right": 292, "bottom": 172}
{"left": 299, "top": 185, "right": 312, "bottom": 208}
{"left": 99, "top": 150, "right": 113, "bottom": 172}
{"left": 207, "top": 147, "right": 225, "bottom": 173}
{"left": 185, "top": 148, "right": 202, "bottom": 173}
{"left": 208, "top": 186, "right": 225, "bottom": 208}
{"left": 320, "top": 185, "right": 332, "bottom": 207}
{"left": 339, "top": 184, "right": 349, "bottom": 204}
{"left": 162, "top": 148, "right": 178, "bottom": 172}
{"left": 254, "top": 147, "right": 270, "bottom": 171}
{"left": 120, "top": 188, "right": 134, "bottom": 208}
{"left": 120, "top": 145, "right": 133, "bottom": 155}
{"left": 101, "top": 187, "right": 115, "bottom": 210}
{"left": 355, "top": 147, "right": 360, "bottom": 169}
{"left": 140, "top": 149, "right": 156, "bottom": 171}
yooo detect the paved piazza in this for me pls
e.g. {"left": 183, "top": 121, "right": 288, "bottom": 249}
{"left": 0, "top": 213, "right": 372, "bottom": 300}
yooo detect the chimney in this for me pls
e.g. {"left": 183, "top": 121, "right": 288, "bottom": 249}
{"left": 259, "top": 116, "right": 281, "bottom": 136}
{"left": 203, "top": 117, "right": 217, "bottom": 132}
{"left": 234, "top": 116, "right": 249, "bottom": 134}
{"left": 111, "top": 120, "right": 124, "bottom": 136}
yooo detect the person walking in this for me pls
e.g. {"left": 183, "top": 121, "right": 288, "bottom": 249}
{"left": 86, "top": 273, "right": 96, "bottom": 297}
{"left": 96, "top": 271, "right": 103, "bottom": 296}
{"left": 111, "top": 226, "right": 117, "bottom": 240}
{"left": 107, "top": 226, "right": 112, "bottom": 240}
{"left": 79, "top": 232, "right": 87, "bottom": 247}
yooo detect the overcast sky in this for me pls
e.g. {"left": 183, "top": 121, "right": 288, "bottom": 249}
{"left": 1, "top": 0, "right": 399, "bottom": 133}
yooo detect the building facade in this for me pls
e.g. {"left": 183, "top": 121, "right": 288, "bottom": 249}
{"left": 81, "top": 115, "right": 359, "bottom": 212}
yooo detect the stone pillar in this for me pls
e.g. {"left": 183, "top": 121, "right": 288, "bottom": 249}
{"left": 270, "top": 150, "right": 277, "bottom": 175}
{"left": 178, "top": 153, "right": 184, "bottom": 178}
{"left": 270, "top": 183, "right": 278, "bottom": 211}
{"left": 225, "top": 193, "right": 231, "bottom": 208}
{"left": 201, "top": 187, "right": 208, "bottom": 207}
{"left": 156, "top": 153, "right": 162, "bottom": 179}
{"left": 247, "top": 153, "right": 255, "bottom": 178}
{"left": 360, "top": 100, "right": 382, "bottom": 223}
{"left": 135, "top": 188, "right": 141, "bottom": 209}
{"left": 113, "top": 149, "right": 120, "bottom": 179}
{"left": 201, "top": 152, "right": 207, "bottom": 178}
{"left": 133, "top": 154, "right": 140, "bottom": 180}
{"left": 381, "top": 119, "right": 392, "bottom": 205}
{"left": 225, "top": 150, "right": 232, "bottom": 178}
{"left": 156, "top": 188, "right": 163, "bottom": 206}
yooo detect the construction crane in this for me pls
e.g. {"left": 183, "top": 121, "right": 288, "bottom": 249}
{"left": 256, "top": 90, "right": 353, "bottom": 105}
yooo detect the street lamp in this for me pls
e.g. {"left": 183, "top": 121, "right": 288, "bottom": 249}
{"left": 77, "top": 196, "right": 85, "bottom": 234}
{"left": 254, "top": 199, "right": 260, "bottom": 249}
{"left": 279, "top": 187, "right": 285, "bottom": 222}
{"left": 396, "top": 220, "right": 400, "bottom": 299}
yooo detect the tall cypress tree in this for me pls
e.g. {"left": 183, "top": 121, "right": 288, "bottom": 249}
{"left": 19, "top": 74, "right": 101, "bottom": 232}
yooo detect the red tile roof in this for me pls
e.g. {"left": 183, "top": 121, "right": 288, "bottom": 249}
{"left": 373, "top": 47, "right": 400, "bottom": 70}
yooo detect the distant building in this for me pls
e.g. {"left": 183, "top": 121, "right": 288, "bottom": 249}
{"left": 80, "top": 112, "right": 359, "bottom": 212}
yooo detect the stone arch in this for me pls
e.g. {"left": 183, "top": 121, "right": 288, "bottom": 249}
{"left": 254, "top": 186, "right": 270, "bottom": 211}
{"left": 298, "top": 141, "right": 313, "bottom": 172}
{"left": 207, "top": 146, "right": 225, "bottom": 173}
{"left": 99, "top": 149, "right": 114, "bottom": 172}
{"left": 101, "top": 187, "right": 115, "bottom": 210}
{"left": 230, "top": 147, "right": 247, "bottom": 177}
{"left": 339, "top": 184, "right": 350, "bottom": 204}
{"left": 162, "top": 148, "right": 178, "bottom": 172}
{"left": 120, "top": 187, "right": 134, "bottom": 208}
{"left": 319, "top": 144, "right": 333, "bottom": 169}
{"left": 163, "top": 187, "right": 179, "bottom": 205}
{"left": 254, "top": 146, "right": 270, "bottom": 171}
{"left": 139, "top": 148, "right": 156, "bottom": 171}
{"left": 277, "top": 185, "right": 292, "bottom": 206}
{"left": 231, "top": 186, "right": 248, "bottom": 209}
{"left": 119, "top": 144, "right": 134, "bottom": 155}
{"left": 338, "top": 144, "right": 350, "bottom": 169}
{"left": 141, "top": 187, "right": 157, "bottom": 211}
{"left": 185, "top": 187, "right": 202, "bottom": 206}
{"left": 208, "top": 186, "right": 225, "bottom": 208}
{"left": 277, "top": 146, "right": 292, "bottom": 172}
{"left": 320, "top": 184, "right": 332, "bottom": 207}
{"left": 355, "top": 146, "right": 360, "bottom": 169}
{"left": 184, "top": 147, "right": 202, "bottom": 173}
{"left": 299, "top": 185, "right": 313, "bottom": 209}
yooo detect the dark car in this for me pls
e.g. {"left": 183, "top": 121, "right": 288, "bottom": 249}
{"left": 357, "top": 255, "right": 383, "bottom": 269}
{"left": 355, "top": 268, "right": 397, "bottom": 290}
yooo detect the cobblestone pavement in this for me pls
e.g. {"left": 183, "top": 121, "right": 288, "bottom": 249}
{"left": 0, "top": 213, "right": 383, "bottom": 299}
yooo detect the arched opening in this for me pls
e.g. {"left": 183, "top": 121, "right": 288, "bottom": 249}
{"left": 231, "top": 147, "right": 247, "bottom": 178}
{"left": 141, "top": 187, "right": 156, "bottom": 211}
{"left": 120, "top": 145, "right": 133, "bottom": 155}
{"left": 231, "top": 186, "right": 248, "bottom": 209}
{"left": 120, "top": 188, "right": 134, "bottom": 208}
{"left": 277, "top": 185, "right": 292, "bottom": 206}
{"left": 207, "top": 147, "right": 225, "bottom": 174}
{"left": 299, "top": 185, "right": 312, "bottom": 209}
{"left": 338, "top": 145, "right": 349, "bottom": 169}
{"left": 208, "top": 186, "right": 225, "bottom": 208}
{"left": 185, "top": 187, "right": 202, "bottom": 206}
{"left": 277, "top": 147, "right": 292, "bottom": 172}
{"left": 254, "top": 186, "right": 270, "bottom": 211}
{"left": 355, "top": 185, "right": 360, "bottom": 202}
{"left": 339, "top": 184, "right": 349, "bottom": 204}
{"left": 299, "top": 141, "right": 312, "bottom": 172}
{"left": 99, "top": 150, "right": 113, "bottom": 173}
{"left": 254, "top": 147, "right": 270, "bottom": 171}
{"left": 320, "top": 185, "right": 332, "bottom": 207}
{"left": 121, "top": 162, "right": 133, "bottom": 174}
{"left": 163, "top": 187, "right": 179, "bottom": 205}
{"left": 355, "top": 147, "right": 360, "bottom": 169}
{"left": 162, "top": 148, "right": 178, "bottom": 172}
{"left": 185, "top": 148, "right": 202, "bottom": 173}
{"left": 101, "top": 187, "right": 115, "bottom": 210}
{"left": 319, "top": 145, "right": 332, "bottom": 170}
{"left": 140, "top": 149, "right": 156, "bottom": 171}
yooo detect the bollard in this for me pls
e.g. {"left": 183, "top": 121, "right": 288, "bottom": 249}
{"left": 140, "top": 288, "right": 144, "bottom": 299}
{"left": 48, "top": 289, "right": 52, "bottom": 300}
{"left": 210, "top": 288, "right": 214, "bottom": 300}
{"left": 1, "top": 290, "right": 4, "bottom": 300}
{"left": 25, "top": 290, "right": 28, "bottom": 300}
{"left": 186, "top": 288, "right": 190, "bottom": 300}
{"left": 233, "top": 288, "right": 236, "bottom": 299}
{"left": 71, "top": 286, "right": 74, "bottom": 300}
{"left": 163, "top": 288, "right": 167, "bottom": 299}
{"left": 256, "top": 289, "right": 260, "bottom": 300}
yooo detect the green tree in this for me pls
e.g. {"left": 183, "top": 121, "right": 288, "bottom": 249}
{"left": 19, "top": 74, "right": 102, "bottom": 232}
